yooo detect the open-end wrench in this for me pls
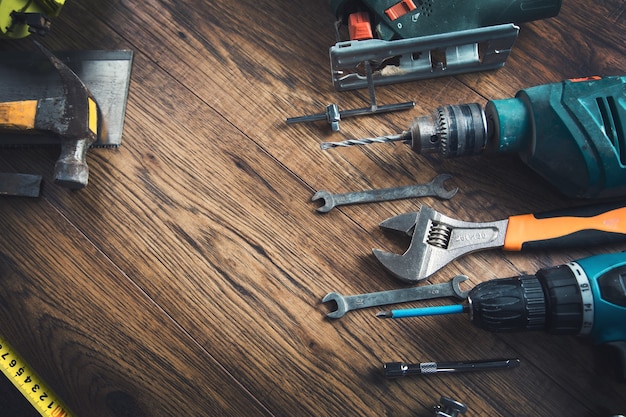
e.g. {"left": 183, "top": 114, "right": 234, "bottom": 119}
{"left": 322, "top": 275, "right": 469, "bottom": 319}
{"left": 312, "top": 173, "right": 457, "bottom": 213}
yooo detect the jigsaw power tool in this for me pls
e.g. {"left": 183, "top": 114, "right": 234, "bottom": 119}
{"left": 329, "top": 0, "right": 561, "bottom": 90}
{"left": 378, "top": 252, "right": 626, "bottom": 380}
{"left": 0, "top": 0, "right": 65, "bottom": 38}
{"left": 324, "top": 76, "right": 626, "bottom": 199}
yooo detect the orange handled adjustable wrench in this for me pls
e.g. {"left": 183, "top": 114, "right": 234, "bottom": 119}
{"left": 373, "top": 202, "right": 626, "bottom": 282}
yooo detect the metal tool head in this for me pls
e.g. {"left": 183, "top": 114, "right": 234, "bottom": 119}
{"left": 448, "top": 275, "right": 470, "bottom": 299}
{"left": 34, "top": 41, "right": 101, "bottom": 135}
{"left": 429, "top": 173, "right": 458, "bottom": 199}
{"left": 0, "top": 47, "right": 133, "bottom": 189}
{"left": 373, "top": 205, "right": 507, "bottom": 282}
{"left": 321, "top": 292, "right": 347, "bottom": 319}
{"left": 33, "top": 41, "right": 100, "bottom": 189}
{"left": 311, "top": 190, "right": 335, "bottom": 213}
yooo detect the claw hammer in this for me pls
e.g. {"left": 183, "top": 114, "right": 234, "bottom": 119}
{"left": 0, "top": 41, "right": 102, "bottom": 189}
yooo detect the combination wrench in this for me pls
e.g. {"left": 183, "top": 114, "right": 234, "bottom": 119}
{"left": 322, "top": 275, "right": 469, "bottom": 319}
{"left": 312, "top": 173, "right": 457, "bottom": 213}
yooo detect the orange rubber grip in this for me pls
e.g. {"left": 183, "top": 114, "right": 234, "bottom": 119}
{"left": 503, "top": 205, "right": 626, "bottom": 251}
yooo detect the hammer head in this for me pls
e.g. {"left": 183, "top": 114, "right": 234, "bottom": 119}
{"left": 34, "top": 41, "right": 102, "bottom": 189}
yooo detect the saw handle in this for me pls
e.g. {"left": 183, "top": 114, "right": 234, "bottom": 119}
{"left": 503, "top": 201, "right": 626, "bottom": 251}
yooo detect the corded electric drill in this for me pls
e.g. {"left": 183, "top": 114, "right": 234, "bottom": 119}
{"left": 323, "top": 76, "right": 626, "bottom": 198}
{"left": 377, "top": 252, "right": 626, "bottom": 380}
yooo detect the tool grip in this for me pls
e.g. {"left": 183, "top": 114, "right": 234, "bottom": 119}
{"left": 503, "top": 201, "right": 626, "bottom": 251}
{"left": 0, "top": 100, "right": 38, "bottom": 131}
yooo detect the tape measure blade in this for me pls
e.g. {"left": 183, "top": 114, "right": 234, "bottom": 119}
{"left": 0, "top": 335, "right": 75, "bottom": 417}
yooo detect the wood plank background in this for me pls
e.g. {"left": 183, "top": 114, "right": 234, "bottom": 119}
{"left": 0, "top": 0, "right": 625, "bottom": 416}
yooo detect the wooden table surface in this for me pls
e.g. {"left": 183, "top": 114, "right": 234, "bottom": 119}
{"left": 0, "top": 1, "right": 625, "bottom": 416}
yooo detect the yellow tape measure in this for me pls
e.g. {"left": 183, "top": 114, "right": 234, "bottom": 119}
{"left": 0, "top": 334, "right": 75, "bottom": 417}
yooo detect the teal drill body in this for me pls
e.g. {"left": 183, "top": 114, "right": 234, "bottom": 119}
{"left": 397, "top": 76, "right": 626, "bottom": 198}
{"left": 486, "top": 76, "right": 626, "bottom": 198}
{"left": 574, "top": 253, "right": 626, "bottom": 348}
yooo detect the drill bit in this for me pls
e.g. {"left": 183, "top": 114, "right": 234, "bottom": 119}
{"left": 320, "top": 132, "right": 410, "bottom": 150}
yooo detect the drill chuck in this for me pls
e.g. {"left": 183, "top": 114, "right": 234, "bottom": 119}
{"left": 468, "top": 275, "right": 547, "bottom": 332}
{"left": 409, "top": 103, "right": 488, "bottom": 158}
{"left": 468, "top": 264, "right": 590, "bottom": 335}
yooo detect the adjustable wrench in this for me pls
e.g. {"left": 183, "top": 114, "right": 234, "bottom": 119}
{"left": 312, "top": 173, "right": 457, "bottom": 213}
{"left": 374, "top": 201, "right": 626, "bottom": 282}
{"left": 322, "top": 275, "right": 468, "bottom": 319}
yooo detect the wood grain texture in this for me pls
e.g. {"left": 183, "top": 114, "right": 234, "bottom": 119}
{"left": 0, "top": 0, "right": 625, "bottom": 416}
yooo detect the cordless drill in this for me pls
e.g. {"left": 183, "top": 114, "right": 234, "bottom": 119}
{"left": 378, "top": 252, "right": 626, "bottom": 380}
{"left": 324, "top": 76, "right": 626, "bottom": 199}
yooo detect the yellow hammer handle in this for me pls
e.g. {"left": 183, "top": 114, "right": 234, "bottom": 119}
{"left": 0, "top": 100, "right": 39, "bottom": 131}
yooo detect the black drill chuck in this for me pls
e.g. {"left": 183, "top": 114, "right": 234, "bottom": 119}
{"left": 468, "top": 265, "right": 585, "bottom": 334}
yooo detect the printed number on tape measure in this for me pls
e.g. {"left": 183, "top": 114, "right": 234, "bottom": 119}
{"left": 0, "top": 339, "right": 73, "bottom": 417}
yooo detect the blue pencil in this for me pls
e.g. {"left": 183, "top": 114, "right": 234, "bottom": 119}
{"left": 376, "top": 304, "right": 465, "bottom": 319}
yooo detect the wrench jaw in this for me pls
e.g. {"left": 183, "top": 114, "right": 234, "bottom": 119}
{"left": 373, "top": 207, "right": 452, "bottom": 283}
{"left": 450, "top": 275, "right": 470, "bottom": 299}
{"left": 374, "top": 205, "right": 509, "bottom": 282}
{"left": 379, "top": 211, "right": 419, "bottom": 236}
{"left": 373, "top": 242, "right": 449, "bottom": 283}
{"left": 312, "top": 190, "right": 335, "bottom": 213}
{"left": 322, "top": 292, "right": 347, "bottom": 319}
{"left": 431, "top": 173, "right": 459, "bottom": 200}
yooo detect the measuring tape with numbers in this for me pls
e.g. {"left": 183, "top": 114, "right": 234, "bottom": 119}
{"left": 0, "top": 334, "right": 75, "bottom": 417}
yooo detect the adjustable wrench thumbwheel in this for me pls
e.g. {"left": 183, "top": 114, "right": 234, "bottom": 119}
{"left": 312, "top": 173, "right": 457, "bottom": 213}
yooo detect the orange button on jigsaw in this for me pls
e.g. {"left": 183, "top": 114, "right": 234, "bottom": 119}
{"left": 385, "top": 0, "right": 417, "bottom": 21}
{"left": 348, "top": 11, "right": 374, "bottom": 40}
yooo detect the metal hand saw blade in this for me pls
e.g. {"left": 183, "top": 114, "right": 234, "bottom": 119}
{"left": 0, "top": 49, "right": 133, "bottom": 147}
